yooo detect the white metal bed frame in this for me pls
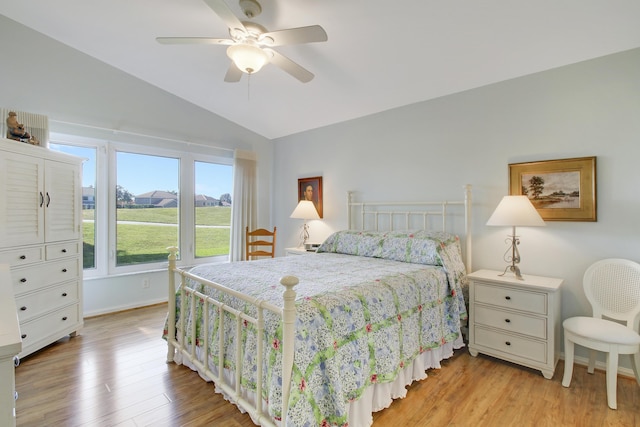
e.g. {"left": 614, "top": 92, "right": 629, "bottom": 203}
{"left": 166, "top": 185, "right": 472, "bottom": 426}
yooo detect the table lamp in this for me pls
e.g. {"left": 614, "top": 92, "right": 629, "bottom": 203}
{"left": 486, "top": 195, "right": 545, "bottom": 280}
{"left": 290, "top": 200, "right": 320, "bottom": 248}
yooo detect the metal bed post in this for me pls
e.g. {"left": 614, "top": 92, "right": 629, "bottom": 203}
{"left": 167, "top": 246, "right": 178, "bottom": 362}
{"left": 463, "top": 184, "right": 472, "bottom": 273}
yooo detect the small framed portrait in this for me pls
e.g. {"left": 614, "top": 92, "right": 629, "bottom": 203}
{"left": 298, "top": 176, "right": 323, "bottom": 218}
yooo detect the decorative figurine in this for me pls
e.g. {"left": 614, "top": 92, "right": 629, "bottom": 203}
{"left": 6, "top": 111, "right": 40, "bottom": 145}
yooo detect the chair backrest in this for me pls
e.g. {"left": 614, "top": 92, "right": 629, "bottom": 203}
{"left": 245, "top": 226, "right": 277, "bottom": 260}
{"left": 583, "top": 258, "right": 640, "bottom": 331}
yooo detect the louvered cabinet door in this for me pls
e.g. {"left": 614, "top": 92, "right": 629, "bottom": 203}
{"left": 0, "top": 150, "right": 45, "bottom": 248}
{"left": 44, "top": 160, "right": 81, "bottom": 243}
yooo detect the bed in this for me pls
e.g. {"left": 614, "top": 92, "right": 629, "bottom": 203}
{"left": 164, "top": 186, "right": 472, "bottom": 427}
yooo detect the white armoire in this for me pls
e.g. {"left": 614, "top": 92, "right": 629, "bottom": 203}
{"left": 0, "top": 137, "right": 83, "bottom": 359}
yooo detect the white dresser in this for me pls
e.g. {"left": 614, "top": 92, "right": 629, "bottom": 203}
{"left": 0, "top": 264, "right": 21, "bottom": 427}
{"left": 467, "top": 269, "right": 562, "bottom": 379}
{"left": 0, "top": 138, "right": 83, "bottom": 359}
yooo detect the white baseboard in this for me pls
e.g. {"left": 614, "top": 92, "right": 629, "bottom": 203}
{"left": 84, "top": 297, "right": 168, "bottom": 318}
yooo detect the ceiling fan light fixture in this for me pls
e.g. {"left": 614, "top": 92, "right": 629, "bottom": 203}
{"left": 227, "top": 43, "right": 268, "bottom": 74}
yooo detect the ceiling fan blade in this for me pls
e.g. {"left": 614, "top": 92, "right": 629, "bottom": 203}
{"left": 203, "top": 0, "right": 246, "bottom": 32}
{"left": 264, "top": 48, "right": 314, "bottom": 83}
{"left": 156, "top": 37, "right": 234, "bottom": 45}
{"left": 224, "top": 62, "right": 243, "bottom": 83}
{"left": 259, "top": 25, "right": 327, "bottom": 47}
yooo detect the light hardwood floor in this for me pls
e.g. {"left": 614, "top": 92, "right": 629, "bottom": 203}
{"left": 15, "top": 303, "right": 639, "bottom": 427}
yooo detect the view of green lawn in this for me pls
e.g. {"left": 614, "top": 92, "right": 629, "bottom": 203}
{"left": 82, "top": 207, "right": 231, "bottom": 267}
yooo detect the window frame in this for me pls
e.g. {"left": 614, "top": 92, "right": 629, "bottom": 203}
{"left": 49, "top": 134, "right": 233, "bottom": 278}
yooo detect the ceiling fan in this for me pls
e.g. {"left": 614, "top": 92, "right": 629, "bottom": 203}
{"left": 156, "top": 0, "right": 327, "bottom": 83}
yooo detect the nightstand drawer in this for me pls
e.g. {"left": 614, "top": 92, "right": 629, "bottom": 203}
{"left": 474, "top": 326, "right": 547, "bottom": 364}
{"left": 474, "top": 282, "right": 547, "bottom": 315}
{"left": 474, "top": 305, "right": 547, "bottom": 339}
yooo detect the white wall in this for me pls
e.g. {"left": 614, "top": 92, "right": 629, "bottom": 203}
{"left": 0, "top": 16, "right": 274, "bottom": 316}
{"left": 273, "top": 48, "right": 640, "bottom": 369}
{"left": 4, "top": 15, "right": 640, "bottom": 369}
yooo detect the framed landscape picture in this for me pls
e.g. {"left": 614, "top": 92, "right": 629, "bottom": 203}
{"left": 298, "top": 176, "right": 323, "bottom": 218}
{"left": 509, "top": 157, "right": 596, "bottom": 221}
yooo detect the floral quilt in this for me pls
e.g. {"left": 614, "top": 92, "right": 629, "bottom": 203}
{"left": 165, "top": 232, "right": 468, "bottom": 427}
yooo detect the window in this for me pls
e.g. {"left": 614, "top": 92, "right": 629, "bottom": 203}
{"left": 116, "top": 151, "right": 179, "bottom": 266}
{"left": 49, "top": 143, "right": 98, "bottom": 270}
{"left": 49, "top": 137, "right": 233, "bottom": 275}
{"left": 194, "top": 161, "right": 232, "bottom": 258}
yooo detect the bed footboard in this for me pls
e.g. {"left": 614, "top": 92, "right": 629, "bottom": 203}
{"left": 166, "top": 247, "right": 298, "bottom": 427}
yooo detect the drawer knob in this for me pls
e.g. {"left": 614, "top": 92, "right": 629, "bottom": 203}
{"left": 62, "top": 268, "right": 68, "bottom": 273}
{"left": 20, "top": 255, "right": 26, "bottom": 260}
{"left": 505, "top": 318, "right": 511, "bottom": 323}
{"left": 505, "top": 341, "right": 511, "bottom": 346}
{"left": 62, "top": 248, "right": 67, "bottom": 253}
{"left": 20, "top": 306, "right": 27, "bottom": 311}
{"left": 21, "top": 334, "right": 27, "bottom": 339}
{"left": 62, "top": 292, "right": 68, "bottom": 297}
{"left": 505, "top": 296, "right": 511, "bottom": 300}
{"left": 62, "top": 316, "right": 68, "bottom": 321}
{"left": 20, "top": 278, "right": 27, "bottom": 283}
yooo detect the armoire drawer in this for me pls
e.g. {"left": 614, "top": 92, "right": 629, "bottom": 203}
{"left": 0, "top": 246, "right": 44, "bottom": 268}
{"left": 15, "top": 281, "right": 80, "bottom": 323}
{"left": 12, "top": 257, "right": 80, "bottom": 295}
{"left": 18, "top": 304, "right": 81, "bottom": 349}
{"left": 46, "top": 241, "right": 82, "bottom": 260}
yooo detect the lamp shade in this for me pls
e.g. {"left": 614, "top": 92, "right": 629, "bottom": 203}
{"left": 290, "top": 200, "right": 320, "bottom": 220}
{"left": 227, "top": 43, "right": 269, "bottom": 74}
{"left": 486, "top": 196, "right": 545, "bottom": 227}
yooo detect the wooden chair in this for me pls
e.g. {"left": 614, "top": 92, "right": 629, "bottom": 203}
{"left": 562, "top": 258, "right": 640, "bottom": 409}
{"left": 245, "top": 226, "right": 277, "bottom": 260}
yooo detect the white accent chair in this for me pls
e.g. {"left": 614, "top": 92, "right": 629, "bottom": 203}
{"left": 562, "top": 258, "right": 640, "bottom": 409}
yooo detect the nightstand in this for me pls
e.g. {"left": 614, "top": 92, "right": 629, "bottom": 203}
{"left": 467, "top": 269, "right": 563, "bottom": 379}
{"left": 284, "top": 247, "right": 317, "bottom": 256}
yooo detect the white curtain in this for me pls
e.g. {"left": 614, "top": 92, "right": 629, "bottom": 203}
{"left": 230, "top": 149, "right": 257, "bottom": 262}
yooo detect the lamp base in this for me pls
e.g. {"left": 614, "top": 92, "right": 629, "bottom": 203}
{"left": 498, "top": 230, "right": 524, "bottom": 280}
{"left": 498, "top": 264, "right": 524, "bottom": 280}
{"left": 298, "top": 222, "right": 310, "bottom": 248}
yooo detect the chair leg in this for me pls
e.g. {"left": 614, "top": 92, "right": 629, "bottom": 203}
{"left": 587, "top": 349, "right": 597, "bottom": 374}
{"left": 562, "top": 337, "right": 575, "bottom": 387}
{"left": 605, "top": 351, "right": 619, "bottom": 410}
{"left": 631, "top": 352, "right": 640, "bottom": 387}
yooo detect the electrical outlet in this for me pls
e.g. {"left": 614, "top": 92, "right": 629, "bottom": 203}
{"left": 142, "top": 278, "right": 150, "bottom": 289}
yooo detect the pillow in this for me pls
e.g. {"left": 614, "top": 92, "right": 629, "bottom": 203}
{"left": 317, "top": 230, "right": 384, "bottom": 257}
{"left": 318, "top": 229, "right": 460, "bottom": 266}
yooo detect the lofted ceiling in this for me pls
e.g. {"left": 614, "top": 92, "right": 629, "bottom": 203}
{"left": 2, "top": 1, "right": 640, "bottom": 140}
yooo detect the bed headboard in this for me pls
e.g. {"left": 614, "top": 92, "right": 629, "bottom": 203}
{"left": 347, "top": 184, "right": 472, "bottom": 272}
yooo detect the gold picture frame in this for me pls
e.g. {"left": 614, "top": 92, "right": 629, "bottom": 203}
{"left": 509, "top": 156, "right": 596, "bottom": 221}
